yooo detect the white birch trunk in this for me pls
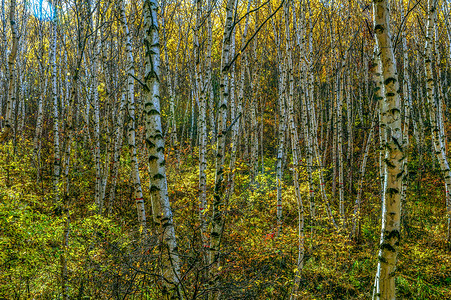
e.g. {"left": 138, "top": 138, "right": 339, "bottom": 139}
{"left": 194, "top": 0, "right": 208, "bottom": 243}
{"left": 372, "top": 0, "right": 405, "bottom": 298}
{"left": 0, "top": 0, "right": 18, "bottom": 142}
{"left": 271, "top": 2, "right": 286, "bottom": 237}
{"left": 400, "top": 0, "right": 412, "bottom": 234}
{"left": 50, "top": 6, "right": 60, "bottom": 204}
{"left": 143, "top": 1, "right": 182, "bottom": 297}
{"left": 206, "top": 0, "right": 216, "bottom": 143}
{"left": 118, "top": 0, "right": 147, "bottom": 235}
{"left": 423, "top": 0, "right": 451, "bottom": 241}
{"left": 209, "top": 0, "right": 235, "bottom": 265}
{"left": 337, "top": 72, "right": 345, "bottom": 228}
{"left": 284, "top": 3, "right": 304, "bottom": 298}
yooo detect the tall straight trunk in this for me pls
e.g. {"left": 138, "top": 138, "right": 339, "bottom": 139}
{"left": 96, "top": 2, "right": 111, "bottom": 213}
{"left": 194, "top": 0, "right": 208, "bottom": 242}
{"left": 189, "top": 79, "right": 196, "bottom": 149}
{"left": 34, "top": 69, "right": 47, "bottom": 181}
{"left": 433, "top": 15, "right": 447, "bottom": 157}
{"left": 346, "top": 69, "right": 353, "bottom": 163}
{"left": 250, "top": 77, "right": 259, "bottom": 183}
{"left": 0, "top": 0, "right": 18, "bottom": 142}
{"left": 300, "top": 58, "right": 316, "bottom": 225}
{"left": 62, "top": 82, "right": 77, "bottom": 203}
{"left": 293, "top": 1, "right": 315, "bottom": 224}
{"left": 442, "top": 1, "right": 451, "bottom": 68}
{"left": 209, "top": 0, "right": 235, "bottom": 266}
{"left": 416, "top": 56, "right": 426, "bottom": 170}
{"left": 301, "top": 79, "right": 315, "bottom": 220}
{"left": 226, "top": 60, "right": 243, "bottom": 202}
{"left": 285, "top": 4, "right": 302, "bottom": 215}
{"left": 1, "top": 0, "right": 6, "bottom": 116}
{"left": 423, "top": 0, "right": 451, "bottom": 241}
{"left": 372, "top": 0, "right": 405, "bottom": 299}
{"left": 400, "top": 0, "right": 412, "bottom": 235}
{"left": 92, "top": 58, "right": 101, "bottom": 212}
{"left": 206, "top": 0, "right": 216, "bottom": 143}
{"left": 250, "top": 29, "right": 259, "bottom": 183}
{"left": 61, "top": 41, "right": 79, "bottom": 300}
{"left": 225, "top": 8, "right": 239, "bottom": 206}
{"left": 82, "top": 60, "right": 91, "bottom": 144}
{"left": 51, "top": 7, "right": 60, "bottom": 205}
{"left": 337, "top": 72, "right": 345, "bottom": 228}
{"left": 99, "top": 131, "right": 111, "bottom": 215}
{"left": 330, "top": 22, "right": 338, "bottom": 204}
{"left": 87, "top": 0, "right": 102, "bottom": 213}
{"left": 275, "top": 56, "right": 287, "bottom": 237}
{"left": 346, "top": 67, "right": 354, "bottom": 199}
{"left": 332, "top": 82, "right": 337, "bottom": 202}
{"left": 118, "top": 0, "right": 147, "bottom": 235}
{"left": 162, "top": 5, "right": 180, "bottom": 162}
{"left": 143, "top": 1, "right": 182, "bottom": 297}
{"left": 17, "top": 72, "right": 25, "bottom": 139}
{"left": 284, "top": 3, "right": 304, "bottom": 299}
{"left": 49, "top": 2, "right": 67, "bottom": 298}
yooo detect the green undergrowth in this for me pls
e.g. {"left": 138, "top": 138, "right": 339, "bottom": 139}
{"left": 0, "top": 140, "right": 450, "bottom": 299}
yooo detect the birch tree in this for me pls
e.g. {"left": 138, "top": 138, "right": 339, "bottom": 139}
{"left": 118, "top": 0, "right": 147, "bottom": 235}
{"left": 0, "top": 0, "right": 18, "bottom": 142}
{"left": 143, "top": 0, "right": 182, "bottom": 297}
{"left": 372, "top": 0, "right": 405, "bottom": 298}
{"left": 423, "top": 0, "right": 451, "bottom": 241}
{"left": 50, "top": 1, "right": 60, "bottom": 204}
{"left": 209, "top": 0, "right": 236, "bottom": 266}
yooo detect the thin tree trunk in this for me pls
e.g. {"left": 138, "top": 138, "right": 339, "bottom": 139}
{"left": 209, "top": 0, "right": 235, "bottom": 266}
{"left": 51, "top": 6, "right": 60, "bottom": 205}
{"left": 423, "top": 0, "right": 451, "bottom": 241}
{"left": 194, "top": 0, "right": 208, "bottom": 244}
{"left": 119, "top": 0, "right": 147, "bottom": 236}
{"left": 0, "top": 0, "right": 18, "bottom": 142}
{"left": 284, "top": 3, "right": 304, "bottom": 298}
{"left": 400, "top": 0, "right": 412, "bottom": 236}
{"left": 206, "top": 0, "right": 216, "bottom": 143}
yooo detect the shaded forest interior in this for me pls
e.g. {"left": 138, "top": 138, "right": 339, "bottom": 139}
{"left": 1, "top": 0, "right": 451, "bottom": 299}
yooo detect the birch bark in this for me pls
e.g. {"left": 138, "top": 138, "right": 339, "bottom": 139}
{"left": 372, "top": 0, "right": 404, "bottom": 298}
{"left": 143, "top": 0, "right": 182, "bottom": 297}
{"left": 209, "top": 0, "right": 235, "bottom": 265}
{"left": 284, "top": 3, "right": 304, "bottom": 298}
{"left": 0, "top": 0, "right": 18, "bottom": 142}
{"left": 50, "top": 4, "right": 60, "bottom": 204}
{"left": 194, "top": 0, "right": 208, "bottom": 242}
{"left": 33, "top": 23, "right": 47, "bottom": 181}
{"left": 118, "top": 0, "right": 147, "bottom": 235}
{"left": 423, "top": 0, "right": 451, "bottom": 241}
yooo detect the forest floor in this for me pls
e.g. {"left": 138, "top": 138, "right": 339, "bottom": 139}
{"left": 1, "top": 139, "right": 450, "bottom": 299}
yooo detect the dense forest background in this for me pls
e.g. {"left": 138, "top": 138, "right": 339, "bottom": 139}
{"left": 1, "top": 0, "right": 451, "bottom": 299}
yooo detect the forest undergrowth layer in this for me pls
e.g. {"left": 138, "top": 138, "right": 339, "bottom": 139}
{"left": 1, "top": 138, "right": 450, "bottom": 299}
